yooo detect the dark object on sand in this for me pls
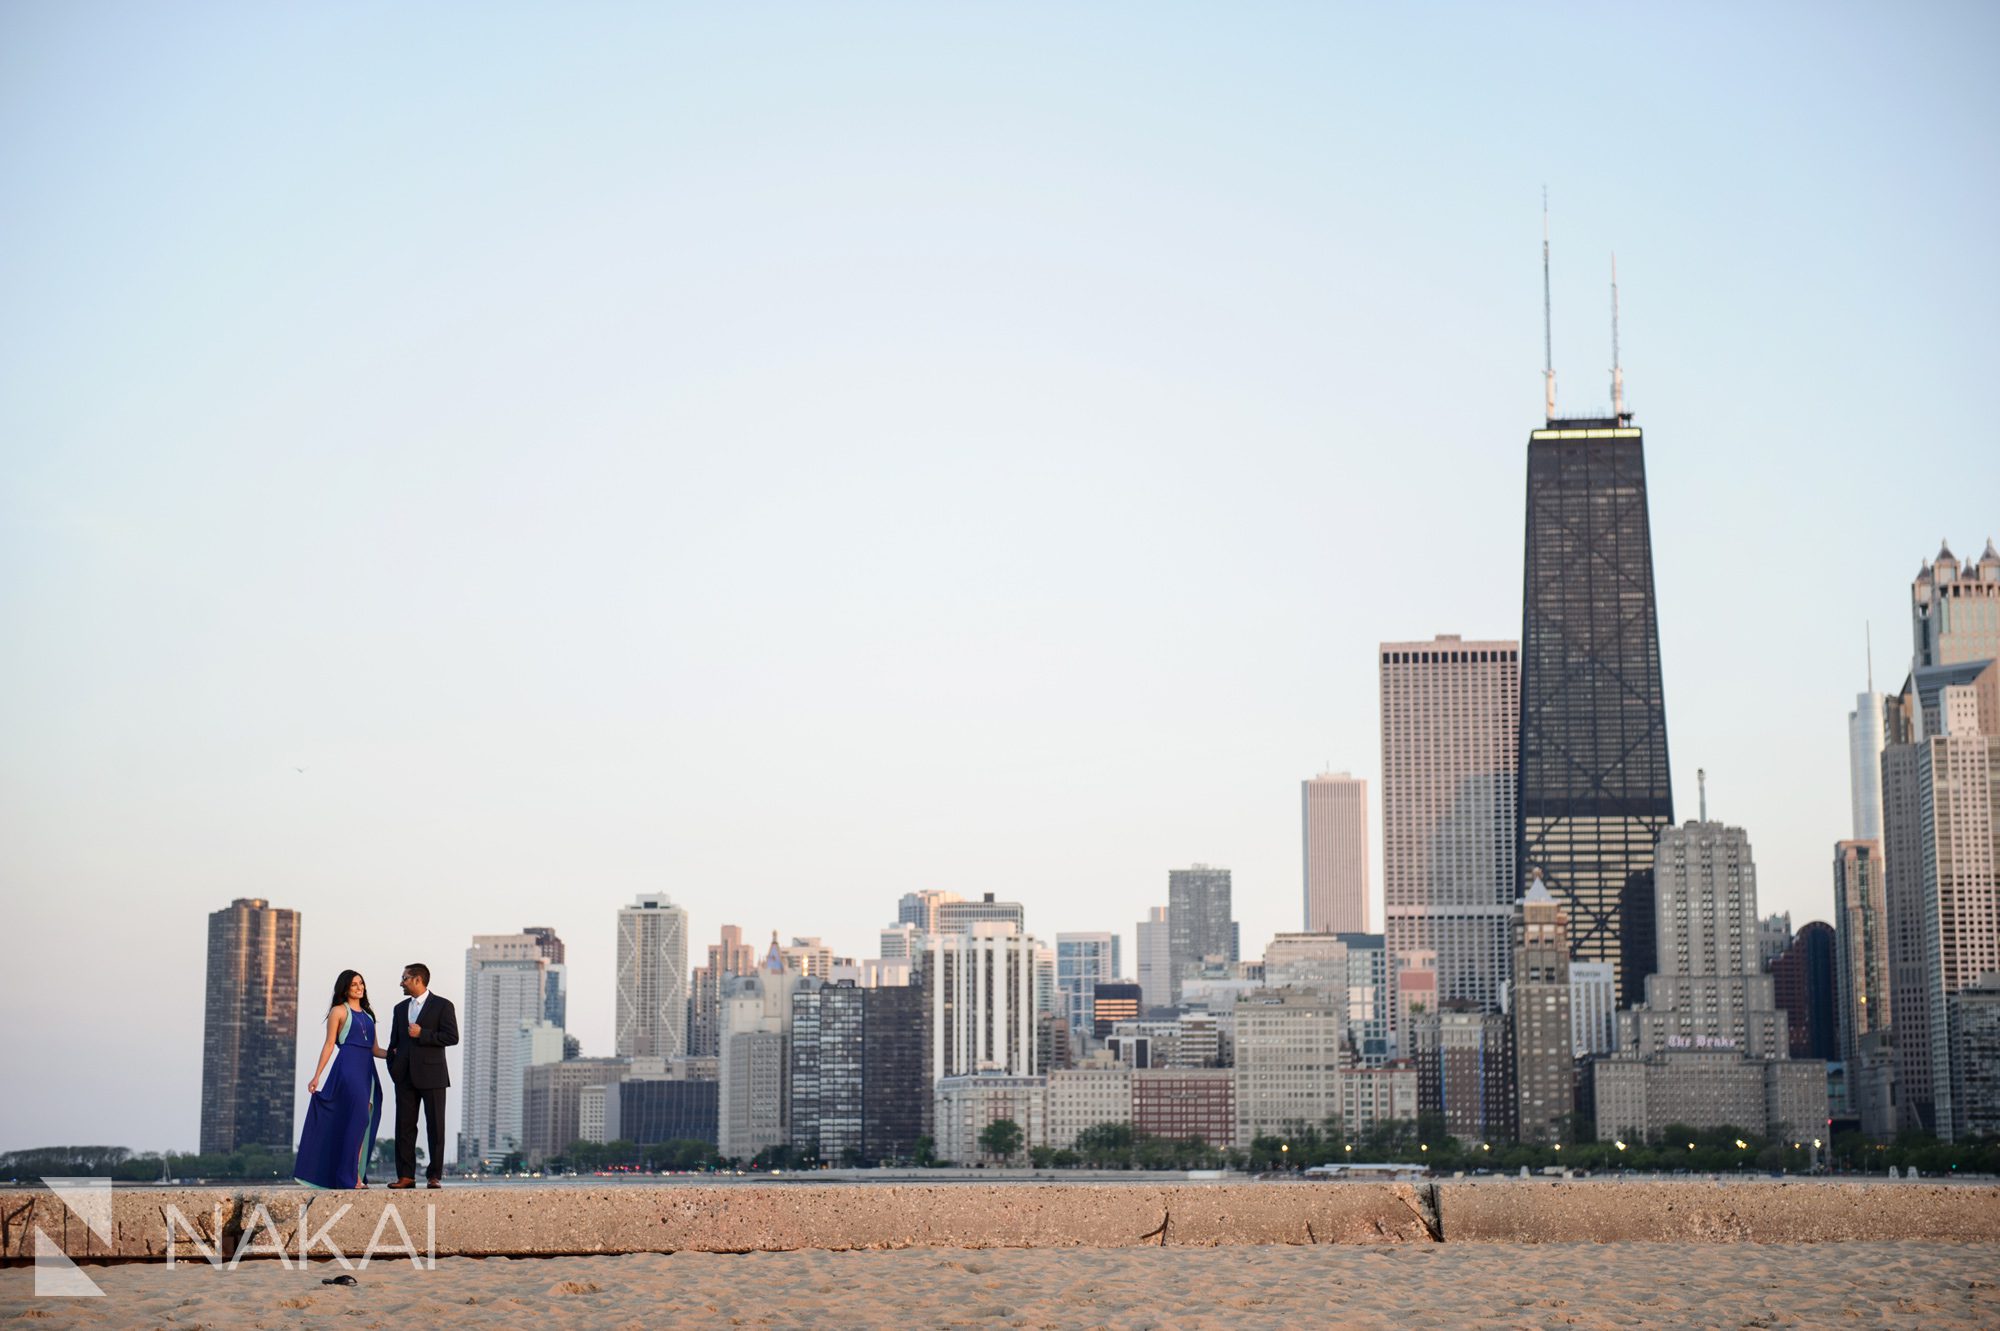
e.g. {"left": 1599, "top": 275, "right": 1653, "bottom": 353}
{"left": 322, "top": 1274, "right": 359, "bottom": 1286}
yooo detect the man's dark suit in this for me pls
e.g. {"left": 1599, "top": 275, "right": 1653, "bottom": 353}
{"left": 386, "top": 993, "right": 458, "bottom": 1182}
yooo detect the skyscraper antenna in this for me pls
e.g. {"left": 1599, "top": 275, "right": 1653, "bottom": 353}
{"left": 1542, "top": 188, "right": 1556, "bottom": 422}
{"left": 1610, "top": 252, "right": 1627, "bottom": 422}
{"left": 1698, "top": 768, "right": 1707, "bottom": 822}
{"left": 1866, "top": 621, "right": 1874, "bottom": 693}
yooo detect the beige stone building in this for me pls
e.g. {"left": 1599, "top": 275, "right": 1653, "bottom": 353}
{"left": 1620, "top": 821, "right": 1788, "bottom": 1059}
{"left": 1592, "top": 1052, "right": 1827, "bottom": 1143}
{"left": 934, "top": 1073, "right": 1046, "bottom": 1163}
{"left": 1232, "top": 988, "right": 1346, "bottom": 1146}
{"left": 1046, "top": 1063, "right": 1132, "bottom": 1149}
{"left": 1512, "top": 873, "right": 1574, "bottom": 1143}
{"left": 1302, "top": 772, "right": 1369, "bottom": 934}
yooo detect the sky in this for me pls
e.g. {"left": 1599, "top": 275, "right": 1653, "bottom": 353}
{"left": 2, "top": 2, "right": 1997, "bottom": 1156}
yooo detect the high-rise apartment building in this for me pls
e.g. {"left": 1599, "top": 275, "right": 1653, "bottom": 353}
{"left": 1167, "top": 866, "right": 1236, "bottom": 1005}
{"left": 1569, "top": 961, "right": 1616, "bottom": 1058}
{"left": 1055, "top": 932, "right": 1122, "bottom": 1035}
{"left": 1381, "top": 635, "right": 1519, "bottom": 1014}
{"left": 926, "top": 925, "right": 1041, "bottom": 1080}
{"left": 200, "top": 898, "right": 301, "bottom": 1154}
{"left": 1945, "top": 973, "right": 2000, "bottom": 1141}
{"left": 461, "top": 933, "right": 550, "bottom": 1164}
{"left": 615, "top": 893, "right": 689, "bottom": 1060}
{"left": 1772, "top": 921, "right": 1838, "bottom": 1062}
{"left": 937, "top": 893, "right": 1026, "bottom": 937}
{"left": 1260, "top": 932, "right": 1391, "bottom": 1065}
{"left": 898, "top": 890, "right": 963, "bottom": 931}
{"left": 1833, "top": 840, "right": 1892, "bottom": 1067}
{"left": 1135, "top": 907, "right": 1172, "bottom": 1012}
{"left": 862, "top": 981, "right": 928, "bottom": 1162}
{"left": 790, "top": 981, "right": 866, "bottom": 1160}
{"left": 1302, "top": 773, "right": 1369, "bottom": 933}
{"left": 689, "top": 924, "right": 757, "bottom": 1059}
{"left": 1912, "top": 539, "right": 2000, "bottom": 668}
{"left": 1512, "top": 872, "right": 1574, "bottom": 1143}
{"left": 1232, "top": 987, "right": 1346, "bottom": 1147}
{"left": 878, "top": 923, "right": 924, "bottom": 963}
{"left": 1882, "top": 654, "right": 2000, "bottom": 1135}
{"left": 1411, "top": 1002, "right": 1513, "bottom": 1143}
{"left": 519, "top": 926, "right": 567, "bottom": 1029}
{"left": 1517, "top": 422, "right": 1674, "bottom": 1005}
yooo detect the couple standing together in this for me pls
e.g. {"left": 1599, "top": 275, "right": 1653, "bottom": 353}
{"left": 291, "top": 963, "right": 458, "bottom": 1190}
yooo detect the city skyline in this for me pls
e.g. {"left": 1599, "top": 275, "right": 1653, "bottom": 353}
{"left": 5, "top": 4, "right": 1999, "bottom": 1153}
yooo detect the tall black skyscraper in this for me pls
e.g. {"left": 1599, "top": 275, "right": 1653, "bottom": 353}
{"left": 200, "top": 898, "right": 301, "bottom": 1154}
{"left": 1517, "top": 419, "right": 1674, "bottom": 1006}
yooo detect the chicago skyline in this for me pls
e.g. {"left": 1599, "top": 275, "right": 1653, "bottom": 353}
{"left": 7, "top": 4, "right": 1996, "bottom": 1155}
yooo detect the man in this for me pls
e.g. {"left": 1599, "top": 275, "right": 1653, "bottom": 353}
{"left": 385, "top": 962, "right": 458, "bottom": 1189}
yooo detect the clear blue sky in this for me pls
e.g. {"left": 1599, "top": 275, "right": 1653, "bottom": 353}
{"left": 3, "top": 2, "right": 1996, "bottom": 1154}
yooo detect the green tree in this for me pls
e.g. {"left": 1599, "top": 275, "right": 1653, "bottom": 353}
{"left": 978, "top": 1118, "right": 1024, "bottom": 1162}
{"left": 913, "top": 1135, "right": 938, "bottom": 1168}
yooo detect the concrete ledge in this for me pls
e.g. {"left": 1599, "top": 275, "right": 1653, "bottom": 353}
{"left": 1, "top": 1183, "right": 1434, "bottom": 1261}
{"left": 4, "top": 1182, "right": 1996, "bottom": 1263}
{"left": 1436, "top": 1181, "right": 2000, "bottom": 1243}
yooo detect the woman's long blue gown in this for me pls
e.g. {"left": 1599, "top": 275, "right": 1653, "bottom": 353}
{"left": 292, "top": 1006, "right": 384, "bottom": 1189}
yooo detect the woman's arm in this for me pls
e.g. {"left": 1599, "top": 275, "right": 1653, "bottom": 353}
{"left": 307, "top": 1007, "right": 342, "bottom": 1094}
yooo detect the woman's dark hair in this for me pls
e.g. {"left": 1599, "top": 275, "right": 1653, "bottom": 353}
{"left": 328, "top": 970, "right": 376, "bottom": 1018}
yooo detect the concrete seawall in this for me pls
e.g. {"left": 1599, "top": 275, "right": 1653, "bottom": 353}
{"left": 4, "top": 1182, "right": 1996, "bottom": 1263}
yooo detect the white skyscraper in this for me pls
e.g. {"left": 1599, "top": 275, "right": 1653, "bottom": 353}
{"left": 1380, "top": 635, "right": 1519, "bottom": 1013}
{"left": 1135, "top": 906, "right": 1171, "bottom": 1013}
{"left": 927, "top": 924, "right": 1041, "bottom": 1078}
{"left": 461, "top": 934, "right": 548, "bottom": 1165}
{"left": 1302, "top": 773, "right": 1369, "bottom": 933}
{"left": 1849, "top": 689, "right": 1888, "bottom": 842}
{"left": 616, "top": 893, "right": 689, "bottom": 1060}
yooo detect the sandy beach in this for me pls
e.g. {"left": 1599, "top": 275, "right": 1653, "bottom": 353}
{"left": 6, "top": 1242, "right": 1997, "bottom": 1329}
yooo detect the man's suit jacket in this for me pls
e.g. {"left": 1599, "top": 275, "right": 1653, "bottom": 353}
{"left": 387, "top": 994, "right": 458, "bottom": 1090}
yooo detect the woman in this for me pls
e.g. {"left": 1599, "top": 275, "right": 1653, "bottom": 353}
{"left": 292, "top": 969, "right": 387, "bottom": 1189}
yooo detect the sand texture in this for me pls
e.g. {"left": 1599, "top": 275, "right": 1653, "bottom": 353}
{"left": 5, "top": 1242, "right": 1999, "bottom": 1329}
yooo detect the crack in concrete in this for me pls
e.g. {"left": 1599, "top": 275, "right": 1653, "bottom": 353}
{"left": 1398, "top": 1186, "right": 1444, "bottom": 1243}
{"left": 1, "top": 1200, "right": 33, "bottom": 1258}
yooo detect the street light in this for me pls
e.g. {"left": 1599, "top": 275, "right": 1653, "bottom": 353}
{"left": 1614, "top": 1141, "right": 1627, "bottom": 1151}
